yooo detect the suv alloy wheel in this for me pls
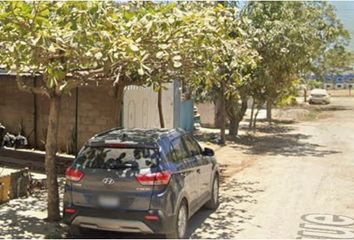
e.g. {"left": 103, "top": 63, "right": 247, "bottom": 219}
{"left": 167, "top": 201, "right": 188, "bottom": 239}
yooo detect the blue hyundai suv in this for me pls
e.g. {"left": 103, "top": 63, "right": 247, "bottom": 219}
{"left": 63, "top": 128, "right": 219, "bottom": 238}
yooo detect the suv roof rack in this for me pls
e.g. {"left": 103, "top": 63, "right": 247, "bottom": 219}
{"left": 92, "top": 127, "right": 123, "bottom": 138}
{"left": 89, "top": 128, "right": 185, "bottom": 144}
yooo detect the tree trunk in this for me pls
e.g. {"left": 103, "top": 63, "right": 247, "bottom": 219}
{"left": 214, "top": 97, "right": 222, "bottom": 128}
{"left": 219, "top": 82, "right": 226, "bottom": 145}
{"left": 227, "top": 95, "right": 248, "bottom": 137}
{"left": 158, "top": 88, "right": 165, "bottom": 128}
{"left": 228, "top": 115, "right": 237, "bottom": 137}
{"left": 33, "top": 76, "right": 38, "bottom": 148}
{"left": 116, "top": 82, "right": 125, "bottom": 127}
{"left": 182, "top": 81, "right": 193, "bottom": 101}
{"left": 233, "top": 96, "right": 248, "bottom": 136}
{"left": 266, "top": 100, "right": 272, "bottom": 124}
{"left": 234, "top": 121, "right": 240, "bottom": 136}
{"left": 45, "top": 95, "right": 61, "bottom": 222}
{"left": 249, "top": 98, "right": 255, "bottom": 129}
{"left": 303, "top": 88, "right": 307, "bottom": 102}
{"left": 253, "top": 106, "right": 261, "bottom": 130}
{"left": 226, "top": 97, "right": 237, "bottom": 138}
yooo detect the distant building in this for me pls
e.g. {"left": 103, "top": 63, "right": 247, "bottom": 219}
{"left": 323, "top": 72, "right": 354, "bottom": 89}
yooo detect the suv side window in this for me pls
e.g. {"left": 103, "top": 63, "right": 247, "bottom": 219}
{"left": 190, "top": 135, "right": 203, "bottom": 154}
{"left": 183, "top": 134, "right": 202, "bottom": 157}
{"left": 170, "top": 137, "right": 189, "bottom": 162}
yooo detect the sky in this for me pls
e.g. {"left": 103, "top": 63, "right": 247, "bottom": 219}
{"left": 238, "top": 1, "right": 354, "bottom": 52}
{"left": 332, "top": 1, "right": 354, "bottom": 52}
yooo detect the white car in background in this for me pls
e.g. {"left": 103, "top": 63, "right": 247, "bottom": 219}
{"left": 309, "top": 88, "right": 331, "bottom": 104}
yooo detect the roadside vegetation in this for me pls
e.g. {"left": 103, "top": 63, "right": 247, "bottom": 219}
{"left": 0, "top": 1, "right": 351, "bottom": 222}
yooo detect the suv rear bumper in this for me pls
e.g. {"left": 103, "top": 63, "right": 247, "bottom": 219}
{"left": 72, "top": 216, "right": 153, "bottom": 233}
{"left": 63, "top": 206, "right": 175, "bottom": 234}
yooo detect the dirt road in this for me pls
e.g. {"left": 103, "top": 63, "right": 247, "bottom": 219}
{"left": 190, "top": 97, "right": 354, "bottom": 238}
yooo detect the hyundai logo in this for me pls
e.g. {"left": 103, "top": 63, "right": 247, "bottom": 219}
{"left": 102, "top": 177, "right": 115, "bottom": 185}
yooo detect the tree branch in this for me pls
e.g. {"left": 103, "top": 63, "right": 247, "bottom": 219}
{"left": 15, "top": 71, "right": 49, "bottom": 97}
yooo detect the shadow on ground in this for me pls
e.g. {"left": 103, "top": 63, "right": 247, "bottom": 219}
{"left": 188, "top": 179, "right": 264, "bottom": 238}
{"left": 233, "top": 132, "right": 340, "bottom": 158}
{"left": 0, "top": 149, "right": 266, "bottom": 239}
{"left": 70, "top": 229, "right": 163, "bottom": 239}
{"left": 0, "top": 179, "right": 67, "bottom": 239}
{"left": 194, "top": 122, "right": 296, "bottom": 145}
{"left": 67, "top": 180, "right": 264, "bottom": 239}
{"left": 1, "top": 174, "right": 263, "bottom": 239}
{"left": 244, "top": 124, "right": 295, "bottom": 134}
{"left": 195, "top": 118, "right": 340, "bottom": 158}
{"left": 202, "top": 131, "right": 340, "bottom": 158}
{"left": 250, "top": 119, "right": 297, "bottom": 125}
{"left": 310, "top": 104, "right": 353, "bottom": 112}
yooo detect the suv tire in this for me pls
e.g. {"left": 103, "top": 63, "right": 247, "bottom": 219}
{"left": 69, "top": 226, "right": 82, "bottom": 237}
{"left": 69, "top": 226, "right": 92, "bottom": 238}
{"left": 204, "top": 176, "right": 219, "bottom": 210}
{"left": 166, "top": 200, "right": 188, "bottom": 239}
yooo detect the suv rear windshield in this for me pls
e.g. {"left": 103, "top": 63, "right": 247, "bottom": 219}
{"left": 74, "top": 147, "right": 160, "bottom": 170}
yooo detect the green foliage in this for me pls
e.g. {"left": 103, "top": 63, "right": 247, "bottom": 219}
{"left": 244, "top": 1, "right": 350, "bottom": 106}
{"left": 0, "top": 2, "right": 210, "bottom": 95}
{"left": 277, "top": 95, "right": 297, "bottom": 107}
{"left": 0, "top": 1, "right": 114, "bottom": 95}
{"left": 192, "top": 4, "right": 259, "bottom": 101}
{"left": 108, "top": 2, "right": 207, "bottom": 90}
{"left": 307, "top": 80, "right": 323, "bottom": 90}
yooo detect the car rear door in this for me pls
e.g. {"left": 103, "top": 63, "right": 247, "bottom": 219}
{"left": 183, "top": 134, "right": 213, "bottom": 201}
{"left": 67, "top": 146, "right": 162, "bottom": 211}
{"left": 169, "top": 136, "right": 200, "bottom": 212}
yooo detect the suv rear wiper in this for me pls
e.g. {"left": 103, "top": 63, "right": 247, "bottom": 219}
{"left": 107, "top": 162, "right": 139, "bottom": 169}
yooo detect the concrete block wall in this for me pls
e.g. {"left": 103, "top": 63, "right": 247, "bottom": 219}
{"left": 0, "top": 75, "right": 119, "bottom": 153}
{"left": 77, "top": 86, "right": 119, "bottom": 148}
{"left": 0, "top": 76, "right": 35, "bottom": 144}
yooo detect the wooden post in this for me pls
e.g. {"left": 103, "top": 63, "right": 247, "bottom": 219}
{"left": 74, "top": 86, "right": 79, "bottom": 156}
{"left": 33, "top": 76, "right": 38, "bottom": 148}
{"left": 349, "top": 85, "right": 352, "bottom": 96}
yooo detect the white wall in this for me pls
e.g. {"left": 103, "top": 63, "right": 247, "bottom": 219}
{"left": 196, "top": 102, "right": 215, "bottom": 127}
{"left": 123, "top": 83, "right": 175, "bottom": 129}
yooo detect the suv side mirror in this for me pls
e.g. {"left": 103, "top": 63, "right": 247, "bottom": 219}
{"left": 203, "top": 147, "right": 214, "bottom": 157}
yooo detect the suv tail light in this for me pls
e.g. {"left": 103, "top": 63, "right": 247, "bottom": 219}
{"left": 65, "top": 166, "right": 84, "bottom": 182}
{"left": 64, "top": 208, "right": 77, "bottom": 214}
{"left": 136, "top": 171, "right": 171, "bottom": 186}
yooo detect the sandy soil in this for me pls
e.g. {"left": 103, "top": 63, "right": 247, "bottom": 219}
{"left": 190, "top": 97, "right": 354, "bottom": 238}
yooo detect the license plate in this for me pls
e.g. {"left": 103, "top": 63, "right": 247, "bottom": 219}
{"left": 98, "top": 196, "right": 120, "bottom": 208}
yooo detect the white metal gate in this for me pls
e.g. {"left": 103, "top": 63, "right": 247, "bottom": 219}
{"left": 123, "top": 82, "right": 176, "bottom": 129}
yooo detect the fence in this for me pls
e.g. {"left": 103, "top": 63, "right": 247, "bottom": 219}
{"left": 123, "top": 81, "right": 185, "bottom": 129}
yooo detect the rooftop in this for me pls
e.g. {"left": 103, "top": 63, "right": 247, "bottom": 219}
{"left": 87, "top": 128, "right": 184, "bottom": 147}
